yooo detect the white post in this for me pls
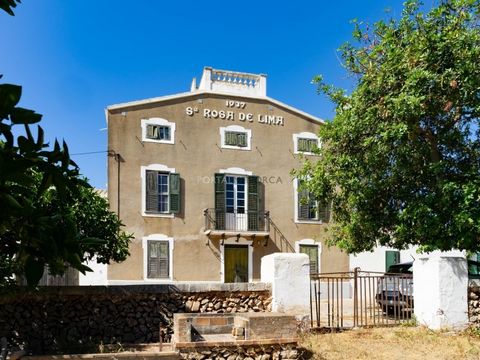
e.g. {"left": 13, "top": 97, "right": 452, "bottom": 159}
{"left": 257, "top": 74, "right": 267, "bottom": 97}
{"left": 413, "top": 251, "right": 468, "bottom": 330}
{"left": 261, "top": 253, "right": 310, "bottom": 314}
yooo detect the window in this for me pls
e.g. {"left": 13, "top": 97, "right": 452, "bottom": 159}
{"left": 220, "top": 125, "right": 252, "bottom": 150}
{"left": 146, "top": 124, "right": 170, "bottom": 141}
{"left": 147, "top": 240, "right": 169, "bottom": 279}
{"left": 225, "top": 131, "right": 247, "bottom": 147}
{"left": 141, "top": 118, "right": 175, "bottom": 144}
{"left": 297, "top": 138, "right": 317, "bottom": 153}
{"left": 296, "top": 239, "right": 321, "bottom": 274}
{"left": 215, "top": 169, "right": 262, "bottom": 232}
{"left": 142, "top": 164, "right": 180, "bottom": 217}
{"left": 143, "top": 234, "right": 174, "bottom": 280}
{"left": 294, "top": 179, "right": 330, "bottom": 223}
{"left": 299, "top": 244, "right": 319, "bottom": 274}
{"left": 293, "top": 132, "right": 320, "bottom": 155}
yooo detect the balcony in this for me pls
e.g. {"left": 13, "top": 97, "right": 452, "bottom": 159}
{"left": 203, "top": 208, "right": 270, "bottom": 239}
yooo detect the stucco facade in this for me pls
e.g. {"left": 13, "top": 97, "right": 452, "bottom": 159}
{"left": 106, "top": 67, "right": 348, "bottom": 283}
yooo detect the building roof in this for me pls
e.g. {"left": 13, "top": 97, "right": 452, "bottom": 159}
{"left": 106, "top": 67, "right": 325, "bottom": 124}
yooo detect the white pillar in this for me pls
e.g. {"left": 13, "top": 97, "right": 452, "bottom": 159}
{"left": 261, "top": 253, "right": 310, "bottom": 314}
{"left": 413, "top": 251, "right": 468, "bottom": 330}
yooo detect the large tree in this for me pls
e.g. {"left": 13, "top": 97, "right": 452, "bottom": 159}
{"left": 0, "top": 2, "right": 132, "bottom": 289}
{"left": 0, "top": 82, "right": 133, "bottom": 290}
{"left": 297, "top": 0, "right": 480, "bottom": 253}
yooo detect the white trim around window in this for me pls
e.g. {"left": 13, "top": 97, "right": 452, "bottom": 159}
{"left": 142, "top": 234, "right": 174, "bottom": 282}
{"left": 141, "top": 164, "right": 176, "bottom": 218}
{"left": 293, "top": 131, "right": 320, "bottom": 155}
{"left": 293, "top": 178, "right": 321, "bottom": 224}
{"left": 219, "top": 167, "right": 253, "bottom": 176}
{"left": 220, "top": 125, "right": 252, "bottom": 151}
{"left": 220, "top": 238, "right": 253, "bottom": 283}
{"left": 295, "top": 239, "right": 321, "bottom": 273}
{"left": 141, "top": 118, "right": 176, "bottom": 144}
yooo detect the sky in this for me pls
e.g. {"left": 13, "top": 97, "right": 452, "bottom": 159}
{"left": 0, "top": 0, "right": 408, "bottom": 189}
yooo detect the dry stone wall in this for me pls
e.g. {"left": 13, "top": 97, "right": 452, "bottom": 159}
{"left": 469, "top": 280, "right": 480, "bottom": 326}
{"left": 0, "top": 284, "right": 271, "bottom": 355}
{"left": 177, "top": 342, "right": 306, "bottom": 360}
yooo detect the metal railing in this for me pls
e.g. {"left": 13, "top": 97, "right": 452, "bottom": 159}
{"left": 310, "top": 268, "right": 414, "bottom": 329}
{"left": 204, "top": 208, "right": 270, "bottom": 232}
{"left": 268, "top": 218, "right": 295, "bottom": 253}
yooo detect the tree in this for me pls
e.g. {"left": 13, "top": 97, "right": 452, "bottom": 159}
{"left": 0, "top": 82, "right": 133, "bottom": 290}
{"left": 0, "top": 4, "right": 132, "bottom": 289}
{"left": 296, "top": 0, "right": 480, "bottom": 253}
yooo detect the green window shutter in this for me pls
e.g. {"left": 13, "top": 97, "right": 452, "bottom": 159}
{"left": 146, "top": 124, "right": 155, "bottom": 139}
{"left": 214, "top": 173, "right": 226, "bottom": 230}
{"left": 307, "top": 139, "right": 316, "bottom": 152}
{"left": 237, "top": 133, "right": 247, "bottom": 147}
{"left": 169, "top": 173, "right": 180, "bottom": 214}
{"left": 298, "top": 138, "right": 307, "bottom": 152}
{"left": 148, "top": 241, "right": 169, "bottom": 278}
{"left": 318, "top": 201, "right": 331, "bottom": 223}
{"left": 145, "top": 170, "right": 159, "bottom": 212}
{"left": 298, "top": 189, "right": 310, "bottom": 220}
{"left": 247, "top": 176, "right": 259, "bottom": 231}
{"left": 225, "top": 132, "right": 237, "bottom": 146}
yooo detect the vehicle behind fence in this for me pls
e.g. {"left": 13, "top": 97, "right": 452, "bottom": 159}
{"left": 310, "top": 268, "right": 414, "bottom": 329}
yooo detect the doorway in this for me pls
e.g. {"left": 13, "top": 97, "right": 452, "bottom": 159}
{"left": 225, "top": 175, "right": 247, "bottom": 231}
{"left": 224, "top": 245, "right": 249, "bottom": 283}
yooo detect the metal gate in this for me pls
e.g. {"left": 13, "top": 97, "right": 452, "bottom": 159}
{"left": 310, "top": 268, "right": 414, "bottom": 329}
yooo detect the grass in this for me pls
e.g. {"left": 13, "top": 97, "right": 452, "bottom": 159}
{"left": 301, "top": 326, "right": 480, "bottom": 360}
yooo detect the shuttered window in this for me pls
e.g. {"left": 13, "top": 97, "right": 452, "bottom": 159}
{"left": 145, "top": 170, "right": 181, "bottom": 214}
{"left": 147, "top": 240, "right": 169, "bottom": 278}
{"left": 297, "top": 138, "right": 318, "bottom": 153}
{"left": 146, "top": 125, "right": 171, "bottom": 140}
{"left": 297, "top": 180, "right": 330, "bottom": 222}
{"left": 299, "top": 244, "right": 319, "bottom": 274}
{"left": 225, "top": 131, "right": 247, "bottom": 147}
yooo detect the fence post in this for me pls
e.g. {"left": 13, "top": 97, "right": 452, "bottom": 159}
{"left": 353, "top": 267, "right": 359, "bottom": 327}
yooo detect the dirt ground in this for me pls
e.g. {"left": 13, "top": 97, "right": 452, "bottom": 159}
{"left": 301, "top": 326, "right": 480, "bottom": 360}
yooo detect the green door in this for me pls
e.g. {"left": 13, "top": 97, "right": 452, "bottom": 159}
{"left": 299, "top": 244, "right": 319, "bottom": 274}
{"left": 224, "top": 245, "right": 248, "bottom": 283}
{"left": 385, "top": 250, "right": 400, "bottom": 272}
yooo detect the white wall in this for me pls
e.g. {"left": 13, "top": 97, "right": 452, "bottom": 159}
{"left": 413, "top": 251, "right": 468, "bottom": 330}
{"left": 79, "top": 257, "right": 107, "bottom": 286}
{"left": 350, "top": 246, "right": 419, "bottom": 272}
{"left": 261, "top": 253, "right": 310, "bottom": 314}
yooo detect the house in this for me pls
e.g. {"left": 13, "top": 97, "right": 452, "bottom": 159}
{"left": 105, "top": 67, "right": 348, "bottom": 284}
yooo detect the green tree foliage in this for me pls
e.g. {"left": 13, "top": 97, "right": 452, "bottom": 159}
{"left": 0, "top": 0, "right": 21, "bottom": 16}
{"left": 0, "top": 82, "right": 133, "bottom": 290}
{"left": 0, "top": 1, "right": 132, "bottom": 290}
{"left": 296, "top": 0, "right": 480, "bottom": 253}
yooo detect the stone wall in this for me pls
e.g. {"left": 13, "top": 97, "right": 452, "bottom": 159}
{"left": 176, "top": 340, "right": 307, "bottom": 360}
{"left": 0, "top": 284, "right": 271, "bottom": 355}
{"left": 468, "top": 280, "right": 480, "bottom": 326}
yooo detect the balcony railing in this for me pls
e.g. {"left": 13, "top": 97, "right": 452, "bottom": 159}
{"left": 204, "top": 208, "right": 270, "bottom": 233}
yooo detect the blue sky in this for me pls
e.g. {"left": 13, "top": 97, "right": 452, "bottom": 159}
{"left": 0, "top": 0, "right": 407, "bottom": 189}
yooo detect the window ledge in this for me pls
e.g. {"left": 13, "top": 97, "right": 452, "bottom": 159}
{"left": 143, "top": 139, "right": 175, "bottom": 145}
{"left": 142, "top": 212, "right": 175, "bottom": 218}
{"left": 295, "top": 220, "right": 323, "bottom": 225}
{"left": 142, "top": 278, "right": 174, "bottom": 282}
{"left": 294, "top": 151, "right": 317, "bottom": 156}
{"left": 221, "top": 145, "right": 251, "bottom": 151}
